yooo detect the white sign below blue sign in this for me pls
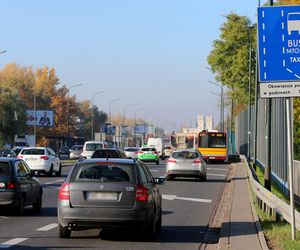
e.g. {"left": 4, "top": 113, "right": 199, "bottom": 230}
{"left": 258, "top": 6, "right": 300, "bottom": 97}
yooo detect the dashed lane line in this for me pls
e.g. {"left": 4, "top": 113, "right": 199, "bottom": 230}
{"left": 44, "top": 179, "right": 65, "bottom": 185}
{"left": 207, "top": 173, "right": 226, "bottom": 177}
{"left": 0, "top": 238, "right": 28, "bottom": 248}
{"left": 207, "top": 168, "right": 227, "bottom": 171}
{"left": 36, "top": 223, "right": 58, "bottom": 231}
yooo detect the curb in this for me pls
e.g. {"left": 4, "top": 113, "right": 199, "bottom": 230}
{"left": 241, "top": 157, "right": 269, "bottom": 250}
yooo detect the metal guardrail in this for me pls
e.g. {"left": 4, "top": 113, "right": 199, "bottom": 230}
{"left": 242, "top": 156, "right": 300, "bottom": 230}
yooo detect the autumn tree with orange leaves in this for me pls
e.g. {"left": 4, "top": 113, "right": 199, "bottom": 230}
{"left": 0, "top": 63, "right": 107, "bottom": 148}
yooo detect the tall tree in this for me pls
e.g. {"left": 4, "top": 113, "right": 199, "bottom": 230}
{"left": 207, "top": 13, "right": 256, "bottom": 114}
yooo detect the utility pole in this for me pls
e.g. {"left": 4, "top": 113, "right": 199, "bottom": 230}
{"left": 264, "top": 0, "right": 273, "bottom": 191}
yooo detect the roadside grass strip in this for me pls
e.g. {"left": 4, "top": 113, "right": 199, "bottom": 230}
{"left": 0, "top": 238, "right": 28, "bottom": 248}
{"left": 36, "top": 223, "right": 58, "bottom": 231}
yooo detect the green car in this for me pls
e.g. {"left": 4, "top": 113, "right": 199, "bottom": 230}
{"left": 137, "top": 147, "right": 159, "bottom": 165}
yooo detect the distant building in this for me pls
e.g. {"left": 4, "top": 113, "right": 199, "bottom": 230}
{"left": 197, "top": 115, "right": 204, "bottom": 131}
{"left": 205, "top": 116, "right": 214, "bottom": 131}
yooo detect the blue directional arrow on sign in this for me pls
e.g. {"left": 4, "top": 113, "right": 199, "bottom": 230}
{"left": 258, "top": 6, "right": 300, "bottom": 97}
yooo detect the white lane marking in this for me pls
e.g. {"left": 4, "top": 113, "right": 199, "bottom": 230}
{"left": 0, "top": 238, "right": 28, "bottom": 248}
{"left": 208, "top": 173, "right": 226, "bottom": 177}
{"left": 44, "top": 179, "right": 64, "bottom": 185}
{"left": 162, "top": 194, "right": 211, "bottom": 203}
{"left": 207, "top": 168, "right": 227, "bottom": 171}
{"left": 0, "top": 216, "right": 9, "bottom": 220}
{"left": 36, "top": 223, "right": 58, "bottom": 231}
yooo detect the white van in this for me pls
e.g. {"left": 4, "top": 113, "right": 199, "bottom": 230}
{"left": 81, "top": 141, "right": 107, "bottom": 159}
{"left": 147, "top": 138, "right": 165, "bottom": 159}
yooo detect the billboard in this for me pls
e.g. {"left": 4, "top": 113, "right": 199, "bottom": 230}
{"left": 26, "top": 110, "right": 54, "bottom": 127}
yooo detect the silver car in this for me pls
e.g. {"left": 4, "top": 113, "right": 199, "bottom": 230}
{"left": 166, "top": 149, "right": 207, "bottom": 181}
{"left": 69, "top": 145, "right": 83, "bottom": 160}
{"left": 57, "top": 158, "right": 163, "bottom": 238}
{"left": 124, "top": 147, "right": 139, "bottom": 159}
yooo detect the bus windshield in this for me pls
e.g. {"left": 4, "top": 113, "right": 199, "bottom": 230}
{"left": 199, "top": 133, "right": 226, "bottom": 148}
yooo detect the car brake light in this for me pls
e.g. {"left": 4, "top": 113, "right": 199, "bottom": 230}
{"left": 193, "top": 159, "right": 202, "bottom": 164}
{"left": 167, "top": 159, "right": 177, "bottom": 164}
{"left": 134, "top": 151, "right": 138, "bottom": 154}
{"left": 7, "top": 182, "right": 16, "bottom": 190}
{"left": 136, "top": 185, "right": 148, "bottom": 202}
{"left": 17, "top": 155, "right": 23, "bottom": 159}
{"left": 138, "top": 151, "right": 143, "bottom": 154}
{"left": 40, "top": 155, "right": 49, "bottom": 160}
{"left": 58, "top": 183, "right": 70, "bottom": 200}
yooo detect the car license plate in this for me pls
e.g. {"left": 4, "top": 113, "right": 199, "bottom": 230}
{"left": 26, "top": 158, "right": 37, "bottom": 161}
{"left": 86, "top": 192, "right": 118, "bottom": 201}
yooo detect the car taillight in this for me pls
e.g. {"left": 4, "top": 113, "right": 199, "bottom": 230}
{"left": 138, "top": 151, "right": 143, "bottom": 154}
{"left": 134, "top": 151, "right": 138, "bottom": 154}
{"left": 167, "top": 159, "right": 177, "bottom": 164}
{"left": 17, "top": 155, "right": 23, "bottom": 159}
{"left": 40, "top": 155, "right": 49, "bottom": 160}
{"left": 7, "top": 182, "right": 16, "bottom": 190}
{"left": 153, "top": 151, "right": 158, "bottom": 155}
{"left": 193, "top": 159, "right": 202, "bottom": 164}
{"left": 136, "top": 185, "right": 148, "bottom": 202}
{"left": 58, "top": 183, "right": 70, "bottom": 200}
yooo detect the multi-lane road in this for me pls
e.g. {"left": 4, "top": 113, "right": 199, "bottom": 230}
{"left": 0, "top": 160, "right": 229, "bottom": 249}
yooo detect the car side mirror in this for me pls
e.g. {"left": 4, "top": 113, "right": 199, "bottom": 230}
{"left": 153, "top": 177, "right": 165, "bottom": 185}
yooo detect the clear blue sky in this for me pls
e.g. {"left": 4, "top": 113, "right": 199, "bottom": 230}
{"left": 0, "top": 0, "right": 260, "bottom": 131}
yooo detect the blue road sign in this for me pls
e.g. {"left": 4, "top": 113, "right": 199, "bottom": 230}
{"left": 258, "top": 6, "right": 300, "bottom": 97}
{"left": 258, "top": 6, "right": 300, "bottom": 82}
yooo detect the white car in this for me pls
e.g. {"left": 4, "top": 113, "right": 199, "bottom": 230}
{"left": 18, "top": 147, "right": 61, "bottom": 176}
{"left": 124, "top": 147, "right": 139, "bottom": 159}
{"left": 166, "top": 149, "right": 207, "bottom": 181}
{"left": 81, "top": 141, "right": 107, "bottom": 159}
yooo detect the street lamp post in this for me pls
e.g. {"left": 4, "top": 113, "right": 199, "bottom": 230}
{"left": 143, "top": 112, "right": 152, "bottom": 143}
{"left": 209, "top": 81, "right": 224, "bottom": 132}
{"left": 67, "top": 84, "right": 82, "bottom": 138}
{"left": 134, "top": 108, "right": 144, "bottom": 146}
{"left": 123, "top": 104, "right": 134, "bottom": 126}
{"left": 91, "top": 91, "right": 104, "bottom": 140}
{"left": 109, "top": 98, "right": 121, "bottom": 124}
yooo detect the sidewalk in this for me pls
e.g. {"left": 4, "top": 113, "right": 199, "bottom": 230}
{"left": 217, "top": 162, "right": 269, "bottom": 250}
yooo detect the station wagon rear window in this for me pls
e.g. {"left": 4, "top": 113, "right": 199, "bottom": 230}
{"left": 0, "top": 162, "right": 11, "bottom": 177}
{"left": 21, "top": 149, "right": 45, "bottom": 155}
{"left": 73, "top": 163, "right": 134, "bottom": 183}
{"left": 85, "top": 143, "right": 104, "bottom": 151}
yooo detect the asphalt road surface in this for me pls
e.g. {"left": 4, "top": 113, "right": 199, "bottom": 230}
{"left": 0, "top": 160, "right": 229, "bottom": 250}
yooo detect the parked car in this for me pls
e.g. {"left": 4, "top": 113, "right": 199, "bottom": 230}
{"left": 124, "top": 147, "right": 139, "bottom": 159}
{"left": 137, "top": 147, "right": 159, "bottom": 165}
{"left": 165, "top": 149, "right": 207, "bottom": 181}
{"left": 91, "top": 148, "right": 127, "bottom": 159}
{"left": 18, "top": 147, "right": 61, "bottom": 176}
{"left": 81, "top": 141, "right": 107, "bottom": 159}
{"left": 0, "top": 157, "right": 43, "bottom": 214}
{"left": 0, "top": 149, "right": 17, "bottom": 158}
{"left": 69, "top": 145, "right": 83, "bottom": 160}
{"left": 57, "top": 158, "right": 164, "bottom": 238}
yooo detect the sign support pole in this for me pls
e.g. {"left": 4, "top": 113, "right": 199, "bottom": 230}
{"left": 286, "top": 97, "right": 296, "bottom": 240}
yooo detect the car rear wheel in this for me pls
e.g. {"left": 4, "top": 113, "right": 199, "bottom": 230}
{"left": 156, "top": 160, "right": 159, "bottom": 165}
{"left": 58, "top": 223, "right": 71, "bottom": 238}
{"left": 15, "top": 195, "right": 25, "bottom": 215}
{"left": 166, "top": 175, "right": 173, "bottom": 181}
{"left": 47, "top": 165, "right": 53, "bottom": 177}
{"left": 155, "top": 209, "right": 162, "bottom": 233}
{"left": 32, "top": 192, "right": 42, "bottom": 212}
{"left": 56, "top": 165, "right": 62, "bottom": 177}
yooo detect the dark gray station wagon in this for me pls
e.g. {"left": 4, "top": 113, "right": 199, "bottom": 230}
{"left": 57, "top": 158, "right": 163, "bottom": 238}
{"left": 0, "top": 157, "right": 43, "bottom": 214}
